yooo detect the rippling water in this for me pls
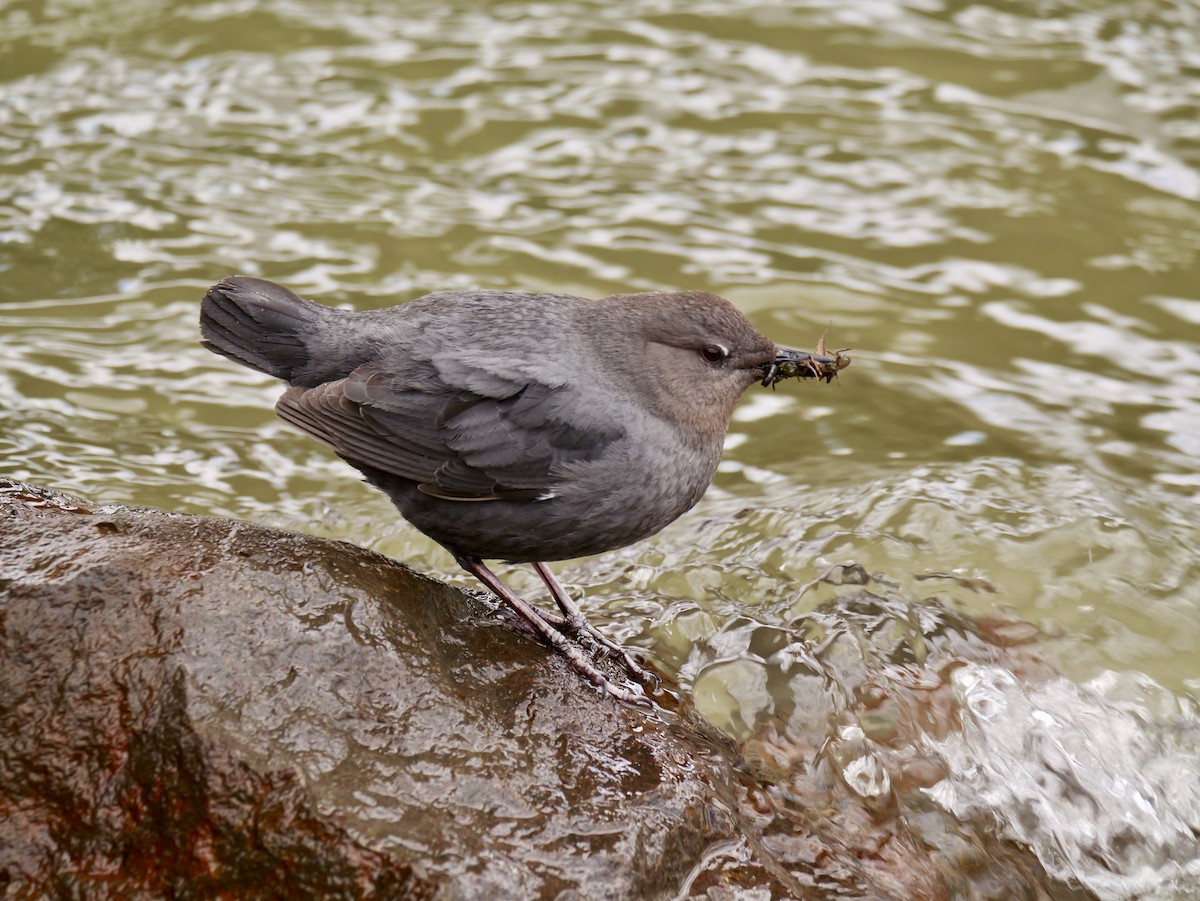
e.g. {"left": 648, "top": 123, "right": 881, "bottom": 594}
{"left": 2, "top": 1, "right": 1198, "bottom": 897}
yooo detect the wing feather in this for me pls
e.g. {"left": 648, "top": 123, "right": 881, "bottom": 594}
{"left": 273, "top": 359, "right": 621, "bottom": 502}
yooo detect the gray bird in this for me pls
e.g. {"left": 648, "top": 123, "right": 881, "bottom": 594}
{"left": 199, "top": 276, "right": 847, "bottom": 703}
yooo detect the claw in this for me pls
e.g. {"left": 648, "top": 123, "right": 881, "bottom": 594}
{"left": 459, "top": 556, "right": 655, "bottom": 705}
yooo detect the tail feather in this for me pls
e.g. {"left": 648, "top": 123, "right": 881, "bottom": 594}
{"left": 200, "top": 276, "right": 327, "bottom": 383}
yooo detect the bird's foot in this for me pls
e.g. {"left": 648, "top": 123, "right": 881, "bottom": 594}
{"left": 528, "top": 562, "right": 656, "bottom": 687}
{"left": 560, "top": 613, "right": 656, "bottom": 687}
{"left": 461, "top": 557, "right": 652, "bottom": 706}
{"left": 521, "top": 609, "right": 651, "bottom": 706}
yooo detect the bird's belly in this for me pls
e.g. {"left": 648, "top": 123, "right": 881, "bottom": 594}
{"left": 385, "top": 438, "right": 721, "bottom": 564}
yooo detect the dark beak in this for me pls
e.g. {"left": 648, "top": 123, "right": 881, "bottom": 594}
{"left": 760, "top": 345, "right": 851, "bottom": 387}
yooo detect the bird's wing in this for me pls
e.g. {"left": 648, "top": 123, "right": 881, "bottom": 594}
{"left": 274, "top": 357, "right": 623, "bottom": 502}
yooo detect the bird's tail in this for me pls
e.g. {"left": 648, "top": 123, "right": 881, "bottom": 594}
{"left": 200, "top": 276, "right": 333, "bottom": 384}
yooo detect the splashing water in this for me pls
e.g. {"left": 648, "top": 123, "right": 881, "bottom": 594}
{"left": 926, "top": 664, "right": 1200, "bottom": 899}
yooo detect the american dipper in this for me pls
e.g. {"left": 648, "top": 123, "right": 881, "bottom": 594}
{"left": 200, "top": 276, "right": 848, "bottom": 703}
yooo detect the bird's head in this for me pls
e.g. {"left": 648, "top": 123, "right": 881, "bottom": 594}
{"left": 593, "top": 291, "right": 847, "bottom": 442}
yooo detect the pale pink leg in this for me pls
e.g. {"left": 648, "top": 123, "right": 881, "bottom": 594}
{"left": 531, "top": 562, "right": 652, "bottom": 683}
{"left": 458, "top": 557, "right": 648, "bottom": 706}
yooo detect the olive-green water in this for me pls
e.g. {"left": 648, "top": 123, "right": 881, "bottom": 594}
{"left": 2, "top": 0, "right": 1198, "bottom": 894}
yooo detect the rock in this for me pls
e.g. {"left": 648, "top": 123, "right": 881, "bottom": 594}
{"left": 0, "top": 480, "right": 1059, "bottom": 899}
{"left": 0, "top": 483, "right": 437, "bottom": 898}
{"left": 0, "top": 481, "right": 782, "bottom": 898}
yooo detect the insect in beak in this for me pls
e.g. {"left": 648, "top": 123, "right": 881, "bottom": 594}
{"left": 761, "top": 337, "right": 851, "bottom": 388}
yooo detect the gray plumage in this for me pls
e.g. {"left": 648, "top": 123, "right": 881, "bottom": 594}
{"left": 201, "top": 276, "right": 783, "bottom": 563}
{"left": 200, "top": 275, "right": 838, "bottom": 701}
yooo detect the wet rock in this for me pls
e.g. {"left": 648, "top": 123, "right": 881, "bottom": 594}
{"left": 0, "top": 480, "right": 1069, "bottom": 899}
{"left": 0, "top": 480, "right": 785, "bottom": 898}
{"left": 0, "top": 483, "right": 437, "bottom": 898}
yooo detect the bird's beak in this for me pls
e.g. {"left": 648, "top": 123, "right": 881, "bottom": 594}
{"left": 760, "top": 344, "right": 850, "bottom": 387}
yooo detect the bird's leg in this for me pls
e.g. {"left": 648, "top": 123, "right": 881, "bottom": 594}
{"left": 530, "top": 562, "right": 652, "bottom": 684}
{"left": 457, "top": 556, "right": 648, "bottom": 706}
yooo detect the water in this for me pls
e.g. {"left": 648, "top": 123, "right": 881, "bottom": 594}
{"left": 928, "top": 664, "right": 1200, "bottom": 898}
{"left": 1, "top": 1, "right": 1198, "bottom": 896}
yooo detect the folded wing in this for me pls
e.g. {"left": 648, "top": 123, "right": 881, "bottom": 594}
{"left": 275, "top": 357, "right": 623, "bottom": 502}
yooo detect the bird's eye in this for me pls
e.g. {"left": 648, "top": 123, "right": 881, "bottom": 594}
{"left": 700, "top": 344, "right": 728, "bottom": 364}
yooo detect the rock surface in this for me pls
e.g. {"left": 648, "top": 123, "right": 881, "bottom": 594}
{"left": 0, "top": 480, "right": 778, "bottom": 899}
{"left": 0, "top": 480, "right": 1061, "bottom": 899}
